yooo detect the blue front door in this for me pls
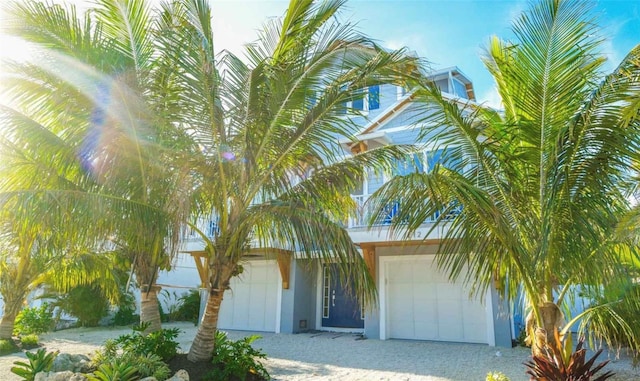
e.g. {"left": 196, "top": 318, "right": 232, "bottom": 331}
{"left": 321, "top": 264, "right": 364, "bottom": 329}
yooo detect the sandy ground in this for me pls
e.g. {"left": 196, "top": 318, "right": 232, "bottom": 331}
{"left": 1, "top": 322, "right": 639, "bottom": 381}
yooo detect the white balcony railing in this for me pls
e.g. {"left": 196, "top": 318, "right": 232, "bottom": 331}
{"left": 183, "top": 196, "right": 461, "bottom": 238}
{"left": 348, "top": 194, "right": 461, "bottom": 229}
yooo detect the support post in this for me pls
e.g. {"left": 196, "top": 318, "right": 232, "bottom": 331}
{"left": 361, "top": 244, "right": 376, "bottom": 284}
{"left": 276, "top": 251, "right": 292, "bottom": 289}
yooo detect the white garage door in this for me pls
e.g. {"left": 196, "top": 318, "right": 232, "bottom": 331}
{"left": 218, "top": 260, "right": 279, "bottom": 332}
{"left": 382, "top": 256, "right": 488, "bottom": 343}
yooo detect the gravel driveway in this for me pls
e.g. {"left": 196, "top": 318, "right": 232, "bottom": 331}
{"left": 1, "top": 322, "right": 639, "bottom": 380}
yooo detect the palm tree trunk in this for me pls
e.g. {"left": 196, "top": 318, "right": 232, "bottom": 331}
{"left": 187, "top": 288, "right": 225, "bottom": 362}
{"left": 140, "top": 285, "right": 162, "bottom": 333}
{"left": 0, "top": 297, "right": 23, "bottom": 339}
{"left": 0, "top": 312, "right": 18, "bottom": 340}
{"left": 526, "top": 301, "right": 564, "bottom": 356}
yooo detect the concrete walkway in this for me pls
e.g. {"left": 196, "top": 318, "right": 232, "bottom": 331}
{"left": 1, "top": 322, "right": 639, "bottom": 381}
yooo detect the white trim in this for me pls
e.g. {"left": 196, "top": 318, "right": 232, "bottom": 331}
{"left": 379, "top": 257, "right": 388, "bottom": 340}
{"left": 275, "top": 261, "right": 282, "bottom": 334}
{"left": 315, "top": 264, "right": 323, "bottom": 330}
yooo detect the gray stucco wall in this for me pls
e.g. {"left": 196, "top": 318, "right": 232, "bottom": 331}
{"left": 491, "top": 286, "right": 513, "bottom": 347}
{"left": 279, "top": 259, "right": 317, "bottom": 333}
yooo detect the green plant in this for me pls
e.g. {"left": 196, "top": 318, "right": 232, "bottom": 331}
{"left": 173, "top": 289, "right": 201, "bottom": 324}
{"left": 207, "top": 331, "right": 270, "bottom": 381}
{"left": 19, "top": 334, "right": 39, "bottom": 349}
{"left": 114, "top": 323, "right": 180, "bottom": 362}
{"left": 13, "top": 304, "right": 54, "bottom": 336}
{"left": 0, "top": 339, "right": 19, "bottom": 355}
{"left": 92, "top": 338, "right": 171, "bottom": 380}
{"left": 524, "top": 331, "right": 614, "bottom": 381}
{"left": 10, "top": 348, "right": 58, "bottom": 381}
{"left": 515, "top": 324, "right": 530, "bottom": 348}
{"left": 486, "top": 372, "right": 511, "bottom": 381}
{"left": 112, "top": 292, "right": 139, "bottom": 326}
{"left": 134, "top": 353, "right": 171, "bottom": 380}
{"left": 53, "top": 284, "right": 110, "bottom": 327}
{"left": 87, "top": 362, "right": 138, "bottom": 381}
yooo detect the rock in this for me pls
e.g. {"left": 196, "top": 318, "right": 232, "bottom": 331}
{"left": 139, "top": 377, "right": 158, "bottom": 381}
{"left": 167, "top": 369, "right": 189, "bottom": 381}
{"left": 34, "top": 371, "right": 88, "bottom": 381}
{"left": 52, "top": 353, "right": 92, "bottom": 373}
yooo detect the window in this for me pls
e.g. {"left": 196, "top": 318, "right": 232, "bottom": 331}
{"left": 322, "top": 266, "right": 330, "bottom": 318}
{"left": 451, "top": 77, "right": 468, "bottom": 99}
{"left": 339, "top": 86, "right": 380, "bottom": 114}
{"left": 396, "top": 85, "right": 406, "bottom": 99}
{"left": 352, "top": 96, "right": 364, "bottom": 111}
{"left": 394, "top": 153, "right": 424, "bottom": 176}
{"left": 368, "top": 85, "right": 380, "bottom": 110}
{"left": 426, "top": 148, "right": 462, "bottom": 172}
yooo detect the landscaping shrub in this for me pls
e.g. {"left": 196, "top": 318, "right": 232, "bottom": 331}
{"left": 11, "top": 348, "right": 58, "bottom": 381}
{"left": 53, "top": 285, "right": 110, "bottom": 327}
{"left": 114, "top": 323, "right": 180, "bottom": 361}
{"left": 112, "top": 292, "right": 138, "bottom": 326}
{"left": 91, "top": 323, "right": 178, "bottom": 380}
{"left": 92, "top": 327, "right": 173, "bottom": 381}
{"left": 206, "top": 331, "right": 270, "bottom": 381}
{"left": 0, "top": 339, "right": 19, "bottom": 356}
{"left": 174, "top": 289, "right": 201, "bottom": 323}
{"left": 92, "top": 341, "right": 170, "bottom": 381}
{"left": 87, "top": 361, "right": 139, "bottom": 381}
{"left": 524, "top": 331, "right": 614, "bottom": 380}
{"left": 14, "top": 304, "right": 54, "bottom": 336}
{"left": 19, "top": 334, "right": 39, "bottom": 349}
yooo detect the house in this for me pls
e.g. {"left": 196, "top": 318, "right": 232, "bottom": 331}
{"left": 157, "top": 67, "right": 514, "bottom": 347}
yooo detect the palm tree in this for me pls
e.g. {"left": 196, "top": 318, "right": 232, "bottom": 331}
{"left": 368, "top": 0, "right": 640, "bottom": 355}
{"left": 156, "top": 0, "right": 421, "bottom": 361}
{"left": 2, "top": 0, "right": 193, "bottom": 332}
{"left": 0, "top": 120, "right": 122, "bottom": 339}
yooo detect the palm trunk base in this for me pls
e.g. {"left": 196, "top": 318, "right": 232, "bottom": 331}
{"left": 140, "top": 286, "right": 162, "bottom": 334}
{"left": 526, "top": 302, "right": 564, "bottom": 357}
{"left": 0, "top": 313, "right": 17, "bottom": 340}
{"left": 187, "top": 290, "right": 225, "bottom": 362}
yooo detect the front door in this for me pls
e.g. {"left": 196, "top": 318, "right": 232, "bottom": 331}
{"left": 321, "top": 264, "right": 364, "bottom": 329}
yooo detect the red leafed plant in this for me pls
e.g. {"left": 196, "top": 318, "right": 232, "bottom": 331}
{"left": 524, "top": 329, "right": 615, "bottom": 381}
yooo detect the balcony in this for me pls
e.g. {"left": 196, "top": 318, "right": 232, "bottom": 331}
{"left": 182, "top": 216, "right": 219, "bottom": 240}
{"left": 348, "top": 194, "right": 461, "bottom": 229}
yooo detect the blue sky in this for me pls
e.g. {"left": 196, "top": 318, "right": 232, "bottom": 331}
{"left": 210, "top": 0, "right": 640, "bottom": 106}
{"left": 1, "top": 0, "right": 638, "bottom": 107}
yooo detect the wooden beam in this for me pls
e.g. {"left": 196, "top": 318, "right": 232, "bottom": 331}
{"left": 186, "top": 247, "right": 293, "bottom": 288}
{"left": 361, "top": 244, "right": 376, "bottom": 284}
{"left": 276, "top": 252, "right": 292, "bottom": 289}
{"left": 186, "top": 251, "right": 209, "bottom": 288}
{"left": 350, "top": 141, "right": 368, "bottom": 154}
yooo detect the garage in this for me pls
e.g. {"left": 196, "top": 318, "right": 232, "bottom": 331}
{"left": 380, "top": 255, "right": 489, "bottom": 343}
{"left": 218, "top": 260, "right": 280, "bottom": 332}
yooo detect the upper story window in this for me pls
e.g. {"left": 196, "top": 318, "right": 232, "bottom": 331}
{"left": 451, "top": 77, "right": 468, "bottom": 99}
{"left": 368, "top": 85, "right": 380, "bottom": 110}
{"left": 394, "top": 153, "right": 424, "bottom": 176}
{"left": 392, "top": 147, "right": 462, "bottom": 177}
{"left": 340, "top": 85, "right": 380, "bottom": 114}
{"left": 396, "top": 85, "right": 407, "bottom": 100}
{"left": 426, "top": 148, "right": 462, "bottom": 171}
